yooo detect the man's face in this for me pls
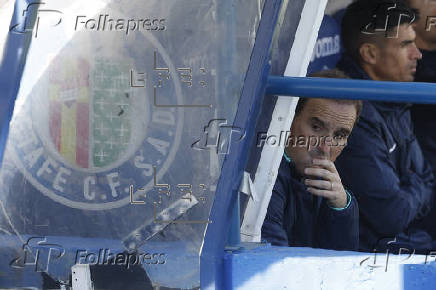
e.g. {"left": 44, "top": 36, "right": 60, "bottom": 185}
{"left": 372, "top": 24, "right": 422, "bottom": 82}
{"left": 409, "top": 0, "right": 436, "bottom": 45}
{"left": 286, "top": 99, "right": 357, "bottom": 176}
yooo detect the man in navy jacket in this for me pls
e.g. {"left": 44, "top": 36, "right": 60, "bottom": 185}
{"left": 262, "top": 70, "right": 361, "bottom": 251}
{"left": 406, "top": 0, "right": 436, "bottom": 178}
{"left": 335, "top": 0, "right": 436, "bottom": 253}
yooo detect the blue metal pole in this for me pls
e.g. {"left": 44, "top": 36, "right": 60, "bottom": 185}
{"left": 0, "top": 0, "right": 38, "bottom": 168}
{"left": 226, "top": 192, "right": 241, "bottom": 248}
{"left": 266, "top": 76, "right": 436, "bottom": 104}
{"left": 200, "top": 0, "right": 283, "bottom": 288}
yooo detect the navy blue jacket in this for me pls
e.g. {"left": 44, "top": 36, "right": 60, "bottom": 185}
{"left": 411, "top": 50, "right": 436, "bottom": 178}
{"left": 261, "top": 156, "right": 359, "bottom": 251}
{"left": 336, "top": 54, "right": 436, "bottom": 253}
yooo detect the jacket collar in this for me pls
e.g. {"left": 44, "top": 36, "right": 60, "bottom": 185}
{"left": 336, "top": 53, "right": 371, "bottom": 80}
{"left": 282, "top": 155, "right": 304, "bottom": 182}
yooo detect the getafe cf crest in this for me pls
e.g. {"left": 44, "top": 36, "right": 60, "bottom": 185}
{"left": 8, "top": 32, "right": 183, "bottom": 210}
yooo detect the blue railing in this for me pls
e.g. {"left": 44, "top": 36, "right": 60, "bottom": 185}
{"left": 266, "top": 76, "right": 436, "bottom": 104}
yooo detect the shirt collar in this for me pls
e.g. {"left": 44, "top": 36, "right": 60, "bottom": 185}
{"left": 283, "top": 150, "right": 292, "bottom": 163}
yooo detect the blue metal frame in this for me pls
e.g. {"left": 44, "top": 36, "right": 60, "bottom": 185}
{"left": 267, "top": 76, "right": 436, "bottom": 103}
{"left": 226, "top": 190, "right": 241, "bottom": 247}
{"left": 200, "top": 0, "right": 283, "bottom": 288}
{"left": 0, "top": 0, "right": 36, "bottom": 166}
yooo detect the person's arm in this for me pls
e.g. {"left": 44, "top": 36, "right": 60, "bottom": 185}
{"left": 261, "top": 168, "right": 291, "bottom": 246}
{"left": 303, "top": 159, "right": 359, "bottom": 250}
{"left": 316, "top": 190, "right": 359, "bottom": 250}
{"left": 335, "top": 122, "right": 434, "bottom": 237}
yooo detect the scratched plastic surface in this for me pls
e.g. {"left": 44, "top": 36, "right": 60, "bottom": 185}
{"left": 0, "top": 0, "right": 265, "bottom": 288}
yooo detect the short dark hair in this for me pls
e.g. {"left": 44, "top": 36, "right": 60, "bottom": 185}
{"left": 295, "top": 69, "right": 362, "bottom": 122}
{"left": 341, "top": 0, "right": 417, "bottom": 62}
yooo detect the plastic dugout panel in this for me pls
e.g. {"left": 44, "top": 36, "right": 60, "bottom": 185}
{"left": 0, "top": 0, "right": 267, "bottom": 288}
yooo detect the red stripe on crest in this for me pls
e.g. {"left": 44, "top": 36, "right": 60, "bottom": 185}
{"left": 76, "top": 102, "right": 89, "bottom": 168}
{"left": 49, "top": 100, "right": 61, "bottom": 151}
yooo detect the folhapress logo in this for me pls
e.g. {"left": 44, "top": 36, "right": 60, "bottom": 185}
{"left": 361, "top": 2, "right": 415, "bottom": 38}
{"left": 191, "top": 119, "right": 245, "bottom": 155}
{"left": 10, "top": 237, "right": 65, "bottom": 272}
{"left": 9, "top": 2, "right": 62, "bottom": 38}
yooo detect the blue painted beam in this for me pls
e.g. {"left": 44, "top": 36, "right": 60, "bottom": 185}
{"left": 224, "top": 245, "right": 436, "bottom": 289}
{"left": 200, "top": 0, "right": 283, "bottom": 288}
{"left": 0, "top": 0, "right": 37, "bottom": 167}
{"left": 226, "top": 192, "right": 241, "bottom": 248}
{"left": 266, "top": 76, "right": 436, "bottom": 104}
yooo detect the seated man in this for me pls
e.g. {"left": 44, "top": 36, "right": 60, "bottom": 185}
{"left": 335, "top": 0, "right": 436, "bottom": 253}
{"left": 407, "top": 0, "right": 436, "bottom": 176}
{"left": 261, "top": 69, "right": 361, "bottom": 251}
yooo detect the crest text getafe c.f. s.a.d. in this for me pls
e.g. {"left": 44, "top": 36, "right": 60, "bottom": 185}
{"left": 9, "top": 32, "right": 183, "bottom": 211}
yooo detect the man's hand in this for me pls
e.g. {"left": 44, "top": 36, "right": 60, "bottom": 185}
{"left": 304, "top": 158, "right": 348, "bottom": 208}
